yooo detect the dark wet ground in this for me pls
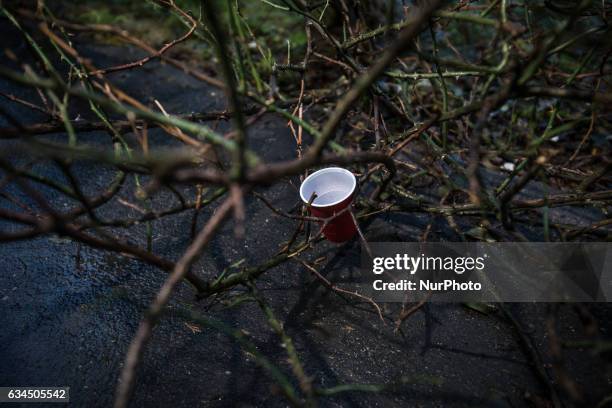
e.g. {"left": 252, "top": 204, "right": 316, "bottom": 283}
{"left": 0, "top": 22, "right": 611, "bottom": 408}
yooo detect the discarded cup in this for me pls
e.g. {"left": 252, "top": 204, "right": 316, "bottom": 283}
{"left": 299, "top": 167, "right": 357, "bottom": 243}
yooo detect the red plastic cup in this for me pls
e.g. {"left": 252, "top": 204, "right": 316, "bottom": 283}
{"left": 299, "top": 167, "right": 357, "bottom": 243}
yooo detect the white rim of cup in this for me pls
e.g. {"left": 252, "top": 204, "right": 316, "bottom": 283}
{"left": 299, "top": 167, "right": 356, "bottom": 208}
